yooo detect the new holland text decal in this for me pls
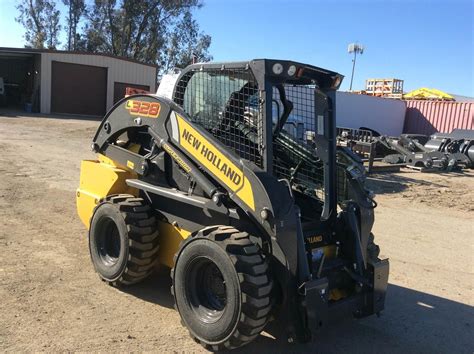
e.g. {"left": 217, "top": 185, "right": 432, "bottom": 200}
{"left": 173, "top": 113, "right": 255, "bottom": 211}
{"left": 181, "top": 128, "right": 242, "bottom": 186}
{"left": 125, "top": 100, "right": 161, "bottom": 118}
{"left": 307, "top": 235, "right": 323, "bottom": 244}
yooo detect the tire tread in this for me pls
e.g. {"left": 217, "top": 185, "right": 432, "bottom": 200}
{"left": 95, "top": 194, "right": 159, "bottom": 287}
{"left": 171, "top": 225, "right": 273, "bottom": 351}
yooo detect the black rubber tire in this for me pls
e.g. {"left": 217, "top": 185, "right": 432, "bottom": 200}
{"left": 171, "top": 226, "right": 273, "bottom": 351}
{"left": 89, "top": 194, "right": 159, "bottom": 286}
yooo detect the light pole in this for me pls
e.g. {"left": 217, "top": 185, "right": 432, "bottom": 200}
{"left": 348, "top": 43, "right": 364, "bottom": 91}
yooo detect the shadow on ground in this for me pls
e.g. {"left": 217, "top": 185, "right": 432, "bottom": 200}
{"left": 365, "top": 172, "right": 465, "bottom": 195}
{"left": 234, "top": 284, "right": 473, "bottom": 354}
{"left": 120, "top": 267, "right": 175, "bottom": 309}
{"left": 120, "top": 269, "right": 474, "bottom": 354}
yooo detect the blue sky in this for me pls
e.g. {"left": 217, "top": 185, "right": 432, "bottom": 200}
{"left": 1, "top": 0, "right": 472, "bottom": 95}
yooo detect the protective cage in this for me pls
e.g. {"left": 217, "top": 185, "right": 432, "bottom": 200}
{"left": 174, "top": 67, "right": 264, "bottom": 168}
{"left": 173, "top": 62, "right": 349, "bottom": 207}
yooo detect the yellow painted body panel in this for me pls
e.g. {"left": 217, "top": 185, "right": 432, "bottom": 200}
{"left": 329, "top": 288, "right": 348, "bottom": 301}
{"left": 157, "top": 221, "right": 191, "bottom": 267}
{"left": 322, "top": 244, "right": 337, "bottom": 259}
{"left": 312, "top": 244, "right": 347, "bottom": 301}
{"left": 76, "top": 155, "right": 138, "bottom": 229}
{"left": 77, "top": 144, "right": 192, "bottom": 267}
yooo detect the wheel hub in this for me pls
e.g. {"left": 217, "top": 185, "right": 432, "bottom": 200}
{"left": 186, "top": 257, "right": 227, "bottom": 323}
{"left": 96, "top": 218, "right": 121, "bottom": 266}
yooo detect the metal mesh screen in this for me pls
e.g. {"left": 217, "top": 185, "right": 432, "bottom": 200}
{"left": 272, "top": 85, "right": 325, "bottom": 202}
{"left": 174, "top": 69, "right": 263, "bottom": 167}
{"left": 174, "top": 72, "right": 351, "bottom": 207}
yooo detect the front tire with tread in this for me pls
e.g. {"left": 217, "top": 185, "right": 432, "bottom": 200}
{"left": 89, "top": 194, "right": 159, "bottom": 286}
{"left": 171, "top": 225, "right": 273, "bottom": 351}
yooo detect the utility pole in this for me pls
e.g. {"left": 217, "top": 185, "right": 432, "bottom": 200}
{"left": 348, "top": 43, "right": 364, "bottom": 91}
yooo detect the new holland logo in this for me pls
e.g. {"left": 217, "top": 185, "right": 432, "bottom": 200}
{"left": 181, "top": 129, "right": 242, "bottom": 186}
{"left": 173, "top": 113, "right": 255, "bottom": 211}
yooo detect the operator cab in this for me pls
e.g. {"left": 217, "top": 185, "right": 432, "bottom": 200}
{"left": 172, "top": 59, "right": 345, "bottom": 224}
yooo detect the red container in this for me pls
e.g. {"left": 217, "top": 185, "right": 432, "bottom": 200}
{"left": 403, "top": 100, "right": 474, "bottom": 135}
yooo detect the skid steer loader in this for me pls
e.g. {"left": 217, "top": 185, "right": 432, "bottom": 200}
{"left": 77, "top": 59, "right": 389, "bottom": 350}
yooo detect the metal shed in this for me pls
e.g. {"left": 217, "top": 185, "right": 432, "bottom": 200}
{"left": 0, "top": 47, "right": 157, "bottom": 116}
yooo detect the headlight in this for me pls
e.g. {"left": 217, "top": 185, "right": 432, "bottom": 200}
{"left": 287, "top": 65, "right": 297, "bottom": 76}
{"left": 272, "top": 63, "right": 283, "bottom": 75}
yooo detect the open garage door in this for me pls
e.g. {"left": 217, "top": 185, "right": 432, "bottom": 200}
{"left": 51, "top": 61, "right": 107, "bottom": 116}
{"left": 0, "top": 52, "right": 40, "bottom": 111}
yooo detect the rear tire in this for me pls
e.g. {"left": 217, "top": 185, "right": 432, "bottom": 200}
{"left": 171, "top": 226, "right": 272, "bottom": 351}
{"left": 89, "top": 194, "right": 159, "bottom": 286}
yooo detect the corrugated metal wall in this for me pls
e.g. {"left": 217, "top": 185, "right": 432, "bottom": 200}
{"left": 40, "top": 53, "right": 157, "bottom": 114}
{"left": 404, "top": 100, "right": 474, "bottom": 135}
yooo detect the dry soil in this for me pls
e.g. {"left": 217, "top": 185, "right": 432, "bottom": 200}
{"left": 0, "top": 113, "right": 473, "bottom": 353}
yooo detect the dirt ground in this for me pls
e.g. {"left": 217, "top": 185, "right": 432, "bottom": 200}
{"left": 0, "top": 113, "right": 473, "bottom": 353}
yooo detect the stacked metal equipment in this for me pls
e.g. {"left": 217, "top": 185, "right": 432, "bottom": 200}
{"left": 424, "top": 129, "right": 474, "bottom": 169}
{"left": 336, "top": 127, "right": 473, "bottom": 172}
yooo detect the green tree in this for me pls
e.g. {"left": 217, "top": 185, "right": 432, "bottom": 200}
{"left": 162, "top": 11, "right": 212, "bottom": 71}
{"left": 82, "top": 0, "right": 117, "bottom": 53}
{"left": 15, "top": 0, "right": 212, "bottom": 71}
{"left": 83, "top": 0, "right": 212, "bottom": 73}
{"left": 44, "top": 1, "right": 61, "bottom": 49}
{"left": 63, "top": 0, "right": 86, "bottom": 51}
{"left": 16, "top": 0, "right": 61, "bottom": 49}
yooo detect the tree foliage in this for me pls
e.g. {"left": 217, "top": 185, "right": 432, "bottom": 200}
{"left": 162, "top": 11, "right": 212, "bottom": 72}
{"left": 82, "top": 0, "right": 212, "bottom": 72}
{"left": 16, "top": 0, "right": 212, "bottom": 72}
{"left": 63, "top": 0, "right": 86, "bottom": 51}
{"left": 16, "top": 0, "right": 62, "bottom": 49}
